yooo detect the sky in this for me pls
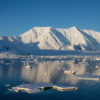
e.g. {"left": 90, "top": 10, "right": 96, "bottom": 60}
{"left": 0, "top": 0, "right": 100, "bottom": 36}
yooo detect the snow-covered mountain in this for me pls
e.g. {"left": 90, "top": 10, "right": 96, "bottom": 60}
{"left": 20, "top": 26, "right": 100, "bottom": 51}
{"left": 0, "top": 26, "right": 100, "bottom": 53}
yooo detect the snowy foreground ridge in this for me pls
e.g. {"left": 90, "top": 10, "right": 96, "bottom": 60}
{"left": 0, "top": 26, "right": 100, "bottom": 54}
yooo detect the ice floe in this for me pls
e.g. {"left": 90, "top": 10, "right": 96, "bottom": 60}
{"left": 9, "top": 83, "right": 78, "bottom": 94}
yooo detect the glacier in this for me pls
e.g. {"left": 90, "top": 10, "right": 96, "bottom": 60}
{"left": 0, "top": 26, "right": 100, "bottom": 54}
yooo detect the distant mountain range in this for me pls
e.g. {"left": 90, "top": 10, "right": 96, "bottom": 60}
{"left": 0, "top": 26, "right": 100, "bottom": 54}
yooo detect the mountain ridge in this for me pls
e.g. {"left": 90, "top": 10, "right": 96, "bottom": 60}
{"left": 0, "top": 26, "right": 100, "bottom": 54}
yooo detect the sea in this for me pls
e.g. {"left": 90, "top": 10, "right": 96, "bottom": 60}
{"left": 0, "top": 55, "right": 100, "bottom": 100}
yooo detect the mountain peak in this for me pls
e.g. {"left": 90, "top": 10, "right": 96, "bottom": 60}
{"left": 33, "top": 26, "right": 52, "bottom": 30}
{"left": 70, "top": 26, "right": 79, "bottom": 30}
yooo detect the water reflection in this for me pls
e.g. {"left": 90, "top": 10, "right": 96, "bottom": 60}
{"left": 0, "top": 60, "right": 100, "bottom": 85}
{"left": 21, "top": 61, "right": 64, "bottom": 83}
{"left": 20, "top": 60, "right": 100, "bottom": 84}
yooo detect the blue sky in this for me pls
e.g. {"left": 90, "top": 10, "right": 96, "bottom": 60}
{"left": 0, "top": 0, "right": 100, "bottom": 36}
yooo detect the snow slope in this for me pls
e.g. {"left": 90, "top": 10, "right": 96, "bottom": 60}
{"left": 20, "top": 26, "right": 100, "bottom": 51}
{"left": 0, "top": 26, "right": 100, "bottom": 53}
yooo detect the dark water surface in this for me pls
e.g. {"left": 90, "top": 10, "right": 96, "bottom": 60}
{"left": 0, "top": 58, "right": 100, "bottom": 100}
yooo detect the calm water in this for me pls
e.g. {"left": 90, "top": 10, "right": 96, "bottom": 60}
{"left": 0, "top": 58, "right": 100, "bottom": 100}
